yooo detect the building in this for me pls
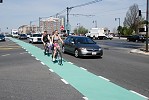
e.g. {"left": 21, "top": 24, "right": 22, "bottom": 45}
{"left": 39, "top": 16, "right": 66, "bottom": 34}
{"left": 40, "top": 17, "right": 60, "bottom": 34}
{"left": 18, "top": 25, "right": 39, "bottom": 33}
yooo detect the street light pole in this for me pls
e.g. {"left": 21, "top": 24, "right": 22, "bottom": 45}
{"left": 146, "top": 0, "right": 149, "bottom": 52}
{"left": 66, "top": 7, "right": 70, "bottom": 36}
{"left": 115, "top": 18, "right": 121, "bottom": 39}
{"left": 66, "top": 0, "right": 102, "bottom": 36}
{"left": 30, "top": 21, "right": 32, "bottom": 32}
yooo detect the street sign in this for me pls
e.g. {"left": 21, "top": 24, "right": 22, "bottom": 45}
{"left": 60, "top": 25, "right": 64, "bottom": 31}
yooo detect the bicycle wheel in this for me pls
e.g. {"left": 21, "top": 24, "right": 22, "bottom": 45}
{"left": 56, "top": 49, "right": 62, "bottom": 65}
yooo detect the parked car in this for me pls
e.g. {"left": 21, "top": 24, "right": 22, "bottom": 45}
{"left": 29, "top": 33, "right": 42, "bottom": 43}
{"left": 62, "top": 35, "right": 103, "bottom": 58}
{"left": 18, "top": 34, "right": 27, "bottom": 39}
{"left": 127, "top": 34, "right": 145, "bottom": 43}
{"left": 27, "top": 32, "right": 31, "bottom": 38}
{"left": 0, "top": 34, "right": 6, "bottom": 41}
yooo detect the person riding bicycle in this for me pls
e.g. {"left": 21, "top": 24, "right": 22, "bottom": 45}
{"left": 41, "top": 31, "right": 51, "bottom": 53}
{"left": 51, "top": 30, "right": 63, "bottom": 61}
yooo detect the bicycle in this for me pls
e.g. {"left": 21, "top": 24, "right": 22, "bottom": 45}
{"left": 44, "top": 42, "right": 52, "bottom": 56}
{"left": 51, "top": 45, "right": 63, "bottom": 65}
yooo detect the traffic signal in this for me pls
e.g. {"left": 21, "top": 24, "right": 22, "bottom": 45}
{"left": 0, "top": 0, "right": 3, "bottom": 3}
{"left": 139, "top": 10, "right": 142, "bottom": 16}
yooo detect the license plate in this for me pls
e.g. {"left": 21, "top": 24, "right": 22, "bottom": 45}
{"left": 92, "top": 52, "right": 96, "bottom": 55}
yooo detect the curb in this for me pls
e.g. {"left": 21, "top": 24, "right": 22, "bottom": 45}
{"left": 130, "top": 49, "right": 149, "bottom": 55}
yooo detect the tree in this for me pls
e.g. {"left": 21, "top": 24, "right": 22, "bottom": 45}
{"left": 123, "top": 4, "right": 144, "bottom": 34}
{"left": 73, "top": 26, "right": 88, "bottom": 35}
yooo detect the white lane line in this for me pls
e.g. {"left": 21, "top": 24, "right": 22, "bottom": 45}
{"left": 49, "top": 69, "right": 54, "bottom": 72}
{"left": 41, "top": 62, "right": 45, "bottom": 65}
{"left": 2, "top": 54, "right": 10, "bottom": 57}
{"left": 68, "top": 62, "right": 73, "bottom": 65}
{"left": 98, "top": 76, "right": 110, "bottom": 82}
{"left": 61, "top": 79, "right": 69, "bottom": 84}
{"left": 80, "top": 67, "right": 87, "bottom": 71}
{"left": 130, "top": 90, "right": 149, "bottom": 99}
{"left": 20, "top": 52, "right": 27, "bottom": 54}
{"left": 83, "top": 97, "right": 88, "bottom": 100}
{"left": 35, "top": 58, "right": 39, "bottom": 61}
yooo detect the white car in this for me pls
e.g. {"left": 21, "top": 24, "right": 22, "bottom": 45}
{"left": 105, "top": 34, "right": 113, "bottom": 40}
{"left": 29, "top": 33, "right": 42, "bottom": 43}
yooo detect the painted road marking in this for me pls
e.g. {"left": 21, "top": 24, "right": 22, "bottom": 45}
{"left": 9, "top": 37, "right": 148, "bottom": 100}
{"left": 49, "top": 69, "right": 54, "bottom": 72}
{"left": 130, "top": 90, "right": 148, "bottom": 99}
{"left": 41, "top": 62, "right": 45, "bottom": 65}
{"left": 80, "top": 67, "right": 87, "bottom": 71}
{"left": 98, "top": 76, "right": 110, "bottom": 82}
{"left": 83, "top": 97, "right": 88, "bottom": 100}
{"left": 2, "top": 54, "right": 10, "bottom": 57}
{"left": 36, "top": 58, "right": 39, "bottom": 61}
{"left": 61, "top": 79, "right": 69, "bottom": 84}
{"left": 20, "top": 52, "right": 27, "bottom": 54}
{"left": 67, "top": 62, "right": 73, "bottom": 64}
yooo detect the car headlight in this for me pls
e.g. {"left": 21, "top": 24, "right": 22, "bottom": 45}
{"left": 80, "top": 48, "right": 87, "bottom": 51}
{"left": 99, "top": 48, "right": 102, "bottom": 50}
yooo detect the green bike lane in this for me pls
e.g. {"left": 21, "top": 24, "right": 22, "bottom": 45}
{"left": 9, "top": 37, "right": 148, "bottom": 100}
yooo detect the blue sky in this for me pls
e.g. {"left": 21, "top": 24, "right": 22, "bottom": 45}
{"left": 0, "top": 0, "right": 146, "bottom": 33}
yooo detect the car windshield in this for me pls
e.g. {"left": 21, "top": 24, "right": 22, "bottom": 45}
{"left": 76, "top": 37, "right": 95, "bottom": 44}
{"left": 0, "top": 34, "right": 5, "bottom": 37}
{"left": 20, "top": 34, "right": 26, "bottom": 36}
{"left": 33, "top": 34, "right": 42, "bottom": 37}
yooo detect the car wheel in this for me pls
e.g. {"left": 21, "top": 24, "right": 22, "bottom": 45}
{"left": 74, "top": 49, "right": 79, "bottom": 58}
{"left": 62, "top": 46, "right": 65, "bottom": 53}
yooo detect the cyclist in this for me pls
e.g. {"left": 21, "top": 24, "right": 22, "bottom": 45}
{"left": 41, "top": 31, "right": 51, "bottom": 53}
{"left": 51, "top": 30, "right": 63, "bottom": 61}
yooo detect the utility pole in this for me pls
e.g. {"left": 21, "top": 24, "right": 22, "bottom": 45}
{"left": 66, "top": 0, "right": 102, "bottom": 36}
{"left": 146, "top": 0, "right": 149, "bottom": 52}
{"left": 115, "top": 18, "right": 121, "bottom": 39}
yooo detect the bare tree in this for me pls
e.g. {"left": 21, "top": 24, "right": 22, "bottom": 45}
{"left": 123, "top": 4, "right": 144, "bottom": 34}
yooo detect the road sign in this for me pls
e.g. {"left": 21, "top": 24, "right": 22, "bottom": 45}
{"left": 60, "top": 25, "right": 64, "bottom": 31}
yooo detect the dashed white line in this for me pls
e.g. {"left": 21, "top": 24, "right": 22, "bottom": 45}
{"left": 41, "top": 62, "right": 45, "bottom": 65}
{"left": 98, "top": 76, "right": 110, "bottom": 82}
{"left": 20, "top": 52, "right": 27, "bottom": 54}
{"left": 35, "top": 58, "right": 39, "bottom": 60}
{"left": 49, "top": 69, "right": 54, "bottom": 72}
{"left": 83, "top": 97, "right": 88, "bottom": 100}
{"left": 61, "top": 79, "right": 69, "bottom": 84}
{"left": 130, "top": 90, "right": 148, "bottom": 99}
{"left": 2, "top": 54, "right": 10, "bottom": 57}
{"left": 80, "top": 67, "right": 87, "bottom": 71}
{"left": 68, "top": 62, "right": 73, "bottom": 64}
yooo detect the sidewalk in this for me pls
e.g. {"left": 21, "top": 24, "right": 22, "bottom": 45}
{"left": 130, "top": 48, "right": 149, "bottom": 56}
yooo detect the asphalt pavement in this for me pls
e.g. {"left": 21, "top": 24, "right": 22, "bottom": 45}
{"left": 0, "top": 37, "right": 149, "bottom": 100}
{"left": 0, "top": 38, "right": 84, "bottom": 100}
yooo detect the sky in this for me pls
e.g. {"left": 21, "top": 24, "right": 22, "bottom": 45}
{"left": 0, "top": 0, "right": 146, "bottom": 33}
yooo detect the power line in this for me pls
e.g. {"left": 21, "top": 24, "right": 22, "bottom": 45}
{"left": 70, "top": 0, "right": 102, "bottom": 9}
{"left": 70, "top": 14, "right": 95, "bottom": 17}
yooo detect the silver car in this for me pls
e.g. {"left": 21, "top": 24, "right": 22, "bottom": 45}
{"left": 62, "top": 35, "right": 103, "bottom": 58}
